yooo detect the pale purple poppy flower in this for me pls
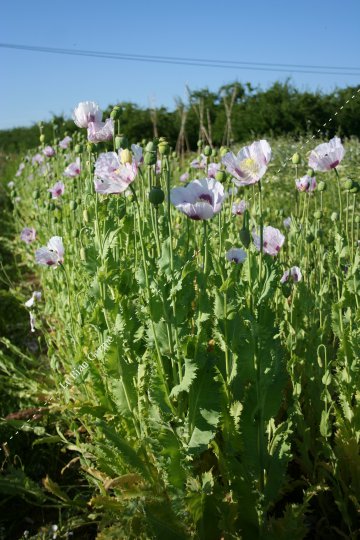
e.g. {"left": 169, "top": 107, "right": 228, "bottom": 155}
{"left": 35, "top": 236, "right": 64, "bottom": 266}
{"left": 48, "top": 181, "right": 65, "bottom": 199}
{"left": 170, "top": 177, "right": 225, "bottom": 220}
{"left": 308, "top": 137, "right": 345, "bottom": 172}
{"left": 190, "top": 154, "right": 207, "bottom": 170}
{"left": 87, "top": 118, "right": 114, "bottom": 143}
{"left": 21, "top": 227, "right": 36, "bottom": 244}
{"left": 131, "top": 144, "right": 143, "bottom": 166}
{"left": 180, "top": 172, "right": 189, "bottom": 183}
{"left": 15, "top": 163, "right": 25, "bottom": 176}
{"left": 59, "top": 136, "right": 72, "bottom": 149}
{"left": 232, "top": 200, "right": 247, "bottom": 215}
{"left": 43, "top": 146, "right": 55, "bottom": 157}
{"left": 25, "top": 291, "right": 42, "bottom": 308}
{"left": 64, "top": 158, "right": 81, "bottom": 178}
{"left": 252, "top": 226, "right": 285, "bottom": 256}
{"left": 226, "top": 248, "right": 247, "bottom": 264}
{"left": 8, "top": 181, "right": 15, "bottom": 189}
{"left": 32, "top": 153, "right": 44, "bottom": 165}
{"left": 295, "top": 175, "right": 316, "bottom": 192}
{"left": 222, "top": 140, "right": 271, "bottom": 186}
{"left": 207, "top": 162, "right": 220, "bottom": 178}
{"left": 283, "top": 217, "right": 292, "bottom": 228}
{"left": 280, "top": 266, "right": 302, "bottom": 284}
{"left": 73, "top": 101, "right": 102, "bottom": 128}
{"left": 94, "top": 152, "right": 137, "bottom": 194}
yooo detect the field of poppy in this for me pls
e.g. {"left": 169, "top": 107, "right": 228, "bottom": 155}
{"left": 0, "top": 100, "right": 359, "bottom": 539}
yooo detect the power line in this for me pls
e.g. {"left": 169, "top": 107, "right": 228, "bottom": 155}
{"left": 1, "top": 42, "right": 360, "bottom": 77}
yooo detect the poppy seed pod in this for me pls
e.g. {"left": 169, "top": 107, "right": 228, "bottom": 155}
{"left": 317, "top": 181, "right": 326, "bottom": 191}
{"left": 74, "top": 144, "right": 82, "bottom": 153}
{"left": 211, "top": 148, "right": 218, "bottom": 158}
{"left": 149, "top": 186, "right": 165, "bottom": 206}
{"left": 116, "top": 135, "right": 128, "bottom": 150}
{"left": 240, "top": 227, "right": 251, "bottom": 248}
{"left": 307, "top": 168, "right": 315, "bottom": 177}
{"left": 314, "top": 210, "right": 323, "bottom": 220}
{"left": 39, "top": 134, "right": 45, "bottom": 144}
{"left": 349, "top": 181, "right": 360, "bottom": 193}
{"left": 144, "top": 151, "right": 157, "bottom": 166}
{"left": 197, "top": 140, "right": 203, "bottom": 148}
{"left": 215, "top": 170, "right": 227, "bottom": 182}
{"left": 158, "top": 140, "right": 170, "bottom": 156}
{"left": 292, "top": 153, "right": 300, "bottom": 165}
{"left": 204, "top": 145, "right": 212, "bottom": 157}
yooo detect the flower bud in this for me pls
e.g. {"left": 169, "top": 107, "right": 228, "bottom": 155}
{"left": 110, "top": 106, "right": 121, "bottom": 120}
{"left": 317, "top": 181, "right": 326, "bottom": 192}
{"left": 281, "top": 282, "right": 292, "bottom": 298}
{"left": 215, "top": 170, "right": 227, "bottom": 182}
{"left": 203, "top": 145, "right": 212, "bottom": 157}
{"left": 307, "top": 168, "right": 315, "bottom": 177}
{"left": 149, "top": 186, "right": 165, "bottom": 206}
{"left": 240, "top": 227, "right": 250, "bottom": 248}
{"left": 331, "top": 212, "right": 338, "bottom": 222}
{"left": 314, "top": 210, "right": 323, "bottom": 220}
{"left": 121, "top": 149, "right": 132, "bottom": 164}
{"left": 344, "top": 179, "right": 354, "bottom": 190}
{"left": 144, "top": 151, "right": 157, "bottom": 166}
{"left": 220, "top": 146, "right": 230, "bottom": 157}
{"left": 292, "top": 153, "right": 300, "bottom": 165}
{"left": 146, "top": 141, "right": 157, "bottom": 152}
{"left": 80, "top": 247, "right": 86, "bottom": 261}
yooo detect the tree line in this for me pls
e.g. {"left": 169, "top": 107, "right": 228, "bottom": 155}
{"left": 1, "top": 81, "right": 359, "bottom": 154}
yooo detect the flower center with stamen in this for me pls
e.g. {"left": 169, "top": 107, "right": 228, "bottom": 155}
{"left": 198, "top": 193, "right": 213, "bottom": 205}
{"left": 239, "top": 158, "right": 259, "bottom": 177}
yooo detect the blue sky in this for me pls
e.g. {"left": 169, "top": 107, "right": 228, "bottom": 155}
{"left": 1, "top": 0, "right": 360, "bottom": 129}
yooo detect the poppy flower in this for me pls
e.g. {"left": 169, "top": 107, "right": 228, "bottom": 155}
{"left": 308, "top": 137, "right": 345, "bottom": 171}
{"left": 170, "top": 177, "right": 224, "bottom": 220}
{"left": 35, "top": 236, "right": 64, "bottom": 266}
{"left": 222, "top": 140, "right": 271, "bottom": 186}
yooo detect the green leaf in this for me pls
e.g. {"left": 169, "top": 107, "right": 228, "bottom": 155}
{"left": 170, "top": 359, "right": 198, "bottom": 398}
